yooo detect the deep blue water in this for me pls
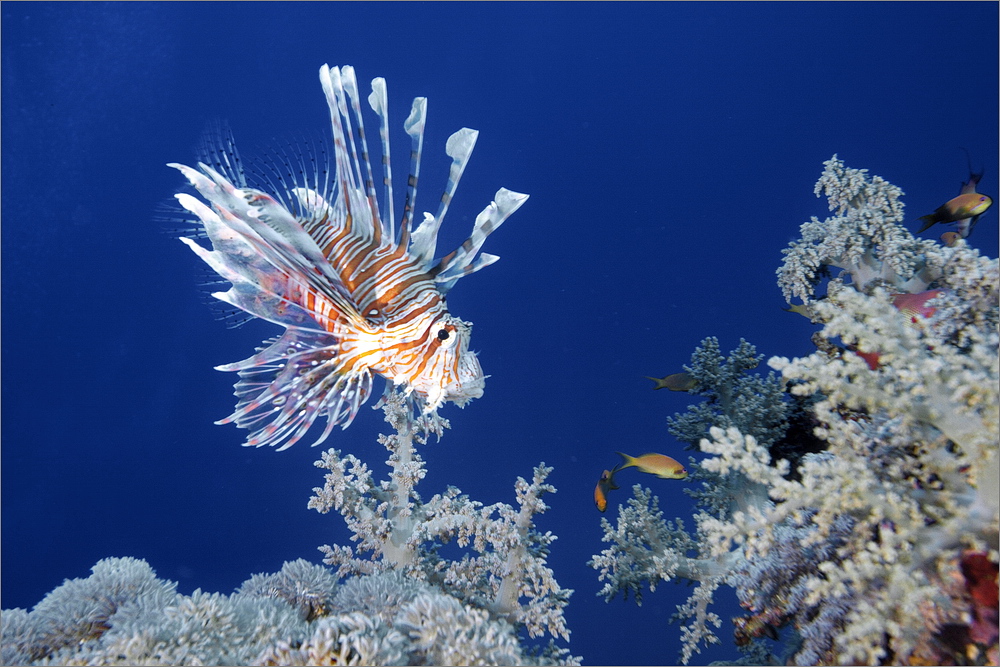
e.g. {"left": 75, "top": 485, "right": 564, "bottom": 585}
{"left": 2, "top": 3, "right": 997, "bottom": 665}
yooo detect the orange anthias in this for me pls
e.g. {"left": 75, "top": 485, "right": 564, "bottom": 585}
{"left": 593, "top": 469, "right": 620, "bottom": 512}
{"left": 615, "top": 452, "right": 688, "bottom": 479}
{"left": 916, "top": 162, "right": 992, "bottom": 240}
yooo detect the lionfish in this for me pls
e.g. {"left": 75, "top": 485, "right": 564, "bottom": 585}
{"left": 170, "top": 65, "right": 527, "bottom": 450}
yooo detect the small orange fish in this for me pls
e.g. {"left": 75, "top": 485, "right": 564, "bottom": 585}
{"left": 615, "top": 452, "right": 687, "bottom": 479}
{"left": 645, "top": 372, "right": 697, "bottom": 392}
{"left": 594, "top": 468, "right": 620, "bottom": 512}
{"left": 940, "top": 231, "right": 961, "bottom": 247}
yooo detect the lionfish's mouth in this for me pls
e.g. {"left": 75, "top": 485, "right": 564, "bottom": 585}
{"left": 449, "top": 351, "right": 486, "bottom": 406}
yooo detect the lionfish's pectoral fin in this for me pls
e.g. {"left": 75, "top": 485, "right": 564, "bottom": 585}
{"left": 217, "top": 327, "right": 373, "bottom": 451}
{"left": 173, "top": 163, "right": 369, "bottom": 332}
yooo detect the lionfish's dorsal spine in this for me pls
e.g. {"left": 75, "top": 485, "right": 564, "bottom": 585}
{"left": 319, "top": 65, "right": 378, "bottom": 246}
{"left": 366, "top": 77, "right": 395, "bottom": 243}
{"left": 400, "top": 95, "right": 427, "bottom": 246}
{"left": 340, "top": 66, "right": 386, "bottom": 245}
{"left": 409, "top": 128, "right": 479, "bottom": 266}
{"left": 431, "top": 188, "right": 529, "bottom": 292}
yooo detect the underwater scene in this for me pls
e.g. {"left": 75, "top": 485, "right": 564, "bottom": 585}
{"left": 2, "top": 2, "right": 998, "bottom": 665}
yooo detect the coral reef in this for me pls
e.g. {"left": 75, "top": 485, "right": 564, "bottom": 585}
{"left": 237, "top": 558, "right": 340, "bottom": 622}
{"left": 2, "top": 557, "right": 575, "bottom": 665}
{"left": 3, "top": 394, "right": 577, "bottom": 665}
{"left": 1, "top": 557, "right": 308, "bottom": 666}
{"left": 592, "top": 157, "right": 999, "bottom": 665}
{"left": 776, "top": 155, "right": 941, "bottom": 303}
{"left": 0, "top": 557, "right": 178, "bottom": 665}
{"left": 308, "top": 390, "right": 574, "bottom": 646}
{"left": 590, "top": 338, "right": 790, "bottom": 664}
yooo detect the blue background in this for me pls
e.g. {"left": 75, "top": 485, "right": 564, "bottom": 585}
{"left": 2, "top": 2, "right": 997, "bottom": 664}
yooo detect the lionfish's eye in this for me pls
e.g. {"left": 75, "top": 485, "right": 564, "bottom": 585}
{"left": 437, "top": 329, "right": 451, "bottom": 341}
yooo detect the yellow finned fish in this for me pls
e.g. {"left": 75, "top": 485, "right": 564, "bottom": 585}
{"left": 615, "top": 452, "right": 687, "bottom": 479}
{"left": 917, "top": 191, "right": 992, "bottom": 232}
{"left": 917, "top": 157, "right": 991, "bottom": 239}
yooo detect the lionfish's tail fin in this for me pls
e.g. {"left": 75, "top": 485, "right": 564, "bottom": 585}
{"left": 410, "top": 128, "right": 479, "bottom": 266}
{"left": 432, "top": 188, "right": 529, "bottom": 292}
{"left": 216, "top": 327, "right": 373, "bottom": 451}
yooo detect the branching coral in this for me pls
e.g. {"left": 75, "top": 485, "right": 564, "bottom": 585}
{"left": 667, "top": 337, "right": 789, "bottom": 452}
{"left": 591, "top": 337, "right": 786, "bottom": 664}
{"left": 592, "top": 157, "right": 999, "bottom": 665}
{"left": 777, "top": 155, "right": 942, "bottom": 303}
{"left": 590, "top": 483, "right": 744, "bottom": 664}
{"left": 4, "top": 395, "right": 577, "bottom": 666}
{"left": 308, "top": 390, "right": 574, "bottom": 646}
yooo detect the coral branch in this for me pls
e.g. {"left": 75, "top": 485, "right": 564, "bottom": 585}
{"left": 310, "top": 390, "right": 574, "bottom": 644}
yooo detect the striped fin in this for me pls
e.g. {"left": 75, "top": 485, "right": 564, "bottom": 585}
{"left": 216, "top": 327, "right": 373, "bottom": 450}
{"left": 171, "top": 162, "right": 368, "bottom": 331}
{"left": 175, "top": 192, "right": 261, "bottom": 283}
{"left": 432, "top": 188, "right": 529, "bottom": 292}
{"left": 410, "top": 128, "right": 479, "bottom": 266}
{"left": 178, "top": 232, "right": 319, "bottom": 331}
{"left": 175, "top": 187, "right": 322, "bottom": 328}
{"left": 400, "top": 95, "right": 427, "bottom": 239}
{"left": 319, "top": 65, "right": 380, "bottom": 247}
{"left": 367, "top": 77, "right": 395, "bottom": 243}
{"left": 340, "top": 66, "right": 385, "bottom": 242}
